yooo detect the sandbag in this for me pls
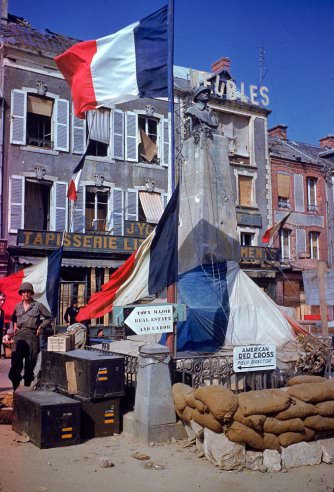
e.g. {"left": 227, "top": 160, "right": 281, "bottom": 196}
{"left": 287, "top": 375, "right": 328, "bottom": 386}
{"left": 263, "top": 433, "right": 281, "bottom": 451}
{"left": 288, "top": 381, "right": 334, "bottom": 403}
{"left": 275, "top": 398, "right": 316, "bottom": 420}
{"left": 226, "top": 421, "right": 264, "bottom": 451}
{"left": 184, "top": 391, "right": 196, "bottom": 409}
{"left": 233, "top": 407, "right": 266, "bottom": 433}
{"left": 304, "top": 415, "right": 334, "bottom": 432}
{"left": 238, "top": 389, "right": 291, "bottom": 416}
{"left": 194, "top": 399, "right": 207, "bottom": 414}
{"left": 192, "top": 409, "right": 223, "bottom": 433}
{"left": 182, "top": 406, "right": 194, "bottom": 423}
{"left": 263, "top": 417, "right": 304, "bottom": 434}
{"left": 279, "top": 427, "right": 315, "bottom": 447}
{"left": 172, "top": 383, "right": 194, "bottom": 412}
{"left": 194, "top": 385, "right": 238, "bottom": 421}
{"left": 315, "top": 401, "right": 334, "bottom": 417}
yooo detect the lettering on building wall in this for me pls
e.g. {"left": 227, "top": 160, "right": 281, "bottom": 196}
{"left": 202, "top": 76, "right": 270, "bottom": 107}
{"left": 17, "top": 230, "right": 144, "bottom": 254}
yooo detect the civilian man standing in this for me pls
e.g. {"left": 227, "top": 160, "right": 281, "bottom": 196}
{"left": 8, "top": 282, "right": 54, "bottom": 390}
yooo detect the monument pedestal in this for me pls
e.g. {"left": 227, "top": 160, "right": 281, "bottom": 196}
{"left": 123, "top": 343, "right": 186, "bottom": 443}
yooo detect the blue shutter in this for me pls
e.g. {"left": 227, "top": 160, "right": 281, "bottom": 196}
{"left": 9, "top": 175, "right": 25, "bottom": 232}
{"left": 126, "top": 189, "right": 138, "bottom": 221}
{"left": 72, "top": 107, "right": 86, "bottom": 154}
{"left": 112, "top": 110, "right": 124, "bottom": 160}
{"left": 54, "top": 98, "right": 69, "bottom": 151}
{"left": 10, "top": 90, "right": 27, "bottom": 145}
{"left": 125, "top": 112, "right": 138, "bottom": 162}
{"left": 110, "top": 188, "right": 124, "bottom": 235}
{"left": 54, "top": 181, "right": 68, "bottom": 231}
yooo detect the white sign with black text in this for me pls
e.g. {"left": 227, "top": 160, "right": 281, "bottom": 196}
{"left": 233, "top": 345, "right": 276, "bottom": 372}
{"left": 124, "top": 305, "right": 174, "bottom": 335}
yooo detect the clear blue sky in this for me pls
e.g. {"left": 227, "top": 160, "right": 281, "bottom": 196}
{"left": 9, "top": 0, "right": 334, "bottom": 145}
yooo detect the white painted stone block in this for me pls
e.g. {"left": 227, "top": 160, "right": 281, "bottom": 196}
{"left": 203, "top": 428, "right": 246, "bottom": 471}
{"left": 263, "top": 449, "right": 281, "bottom": 472}
{"left": 246, "top": 451, "right": 264, "bottom": 471}
{"left": 282, "top": 442, "right": 322, "bottom": 469}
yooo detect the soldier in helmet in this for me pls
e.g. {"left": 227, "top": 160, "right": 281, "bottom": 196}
{"left": 8, "top": 282, "right": 54, "bottom": 391}
{"left": 185, "top": 84, "right": 219, "bottom": 133}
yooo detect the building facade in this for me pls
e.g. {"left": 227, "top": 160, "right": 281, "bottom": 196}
{"left": 0, "top": 12, "right": 169, "bottom": 328}
{"left": 269, "top": 124, "right": 334, "bottom": 318}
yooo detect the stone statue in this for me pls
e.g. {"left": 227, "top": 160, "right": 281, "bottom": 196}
{"left": 185, "top": 85, "right": 218, "bottom": 141}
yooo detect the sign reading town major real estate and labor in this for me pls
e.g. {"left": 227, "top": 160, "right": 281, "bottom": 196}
{"left": 233, "top": 345, "right": 276, "bottom": 372}
{"left": 124, "top": 305, "right": 175, "bottom": 335}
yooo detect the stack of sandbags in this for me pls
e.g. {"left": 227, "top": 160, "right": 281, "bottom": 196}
{"left": 173, "top": 376, "right": 334, "bottom": 451}
{"left": 172, "top": 383, "right": 238, "bottom": 433}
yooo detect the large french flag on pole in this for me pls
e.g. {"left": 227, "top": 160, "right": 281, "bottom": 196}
{"left": 76, "top": 185, "right": 179, "bottom": 322}
{"left": 0, "top": 248, "right": 63, "bottom": 321}
{"left": 55, "top": 5, "right": 168, "bottom": 118}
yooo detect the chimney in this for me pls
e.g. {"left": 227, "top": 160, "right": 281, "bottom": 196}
{"left": 268, "top": 124, "right": 288, "bottom": 141}
{"left": 319, "top": 135, "right": 334, "bottom": 149}
{"left": 1, "top": 0, "right": 8, "bottom": 24}
{"left": 211, "top": 57, "right": 231, "bottom": 74}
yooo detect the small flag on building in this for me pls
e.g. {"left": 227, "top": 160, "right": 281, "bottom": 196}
{"left": 67, "top": 153, "right": 86, "bottom": 201}
{"left": 55, "top": 5, "right": 168, "bottom": 118}
{"left": 76, "top": 185, "right": 179, "bottom": 322}
{"left": 262, "top": 212, "right": 291, "bottom": 244}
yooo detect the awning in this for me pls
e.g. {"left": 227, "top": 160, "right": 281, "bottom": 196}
{"left": 17, "top": 256, "right": 123, "bottom": 269}
{"left": 139, "top": 191, "right": 164, "bottom": 224}
{"left": 27, "top": 95, "right": 53, "bottom": 117}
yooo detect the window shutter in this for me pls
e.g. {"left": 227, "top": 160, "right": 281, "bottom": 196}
{"left": 277, "top": 174, "right": 290, "bottom": 198}
{"left": 125, "top": 112, "right": 138, "bottom": 162}
{"left": 112, "top": 110, "right": 124, "bottom": 160}
{"left": 9, "top": 175, "right": 25, "bottom": 232}
{"left": 162, "top": 193, "right": 168, "bottom": 208}
{"left": 108, "top": 188, "right": 124, "bottom": 235}
{"left": 238, "top": 175, "right": 252, "bottom": 207}
{"left": 72, "top": 108, "right": 86, "bottom": 154}
{"left": 54, "top": 98, "right": 69, "bottom": 151}
{"left": 234, "top": 115, "right": 249, "bottom": 156}
{"left": 53, "top": 181, "right": 68, "bottom": 231}
{"left": 10, "top": 89, "right": 27, "bottom": 145}
{"left": 294, "top": 174, "right": 304, "bottom": 212}
{"left": 72, "top": 185, "right": 85, "bottom": 232}
{"left": 161, "top": 118, "right": 169, "bottom": 167}
{"left": 126, "top": 189, "right": 138, "bottom": 221}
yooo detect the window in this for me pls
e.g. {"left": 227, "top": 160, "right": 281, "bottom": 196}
{"left": 8, "top": 176, "right": 67, "bottom": 233}
{"left": 221, "top": 113, "right": 249, "bottom": 156}
{"left": 238, "top": 175, "right": 253, "bottom": 207}
{"left": 86, "top": 109, "right": 110, "bottom": 157}
{"left": 309, "top": 231, "right": 320, "bottom": 260}
{"left": 240, "top": 232, "right": 254, "bottom": 246}
{"left": 307, "top": 177, "right": 317, "bottom": 212}
{"left": 280, "top": 229, "right": 291, "bottom": 260}
{"left": 277, "top": 173, "right": 290, "bottom": 208}
{"left": 85, "top": 187, "right": 109, "bottom": 232}
{"left": 10, "top": 89, "right": 70, "bottom": 152}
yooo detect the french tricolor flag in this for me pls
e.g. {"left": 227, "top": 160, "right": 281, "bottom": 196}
{"left": 0, "top": 248, "right": 63, "bottom": 321}
{"left": 67, "top": 153, "right": 85, "bottom": 201}
{"left": 55, "top": 6, "right": 168, "bottom": 118}
{"left": 76, "top": 185, "right": 179, "bottom": 322}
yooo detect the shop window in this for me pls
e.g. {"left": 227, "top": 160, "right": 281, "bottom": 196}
{"left": 10, "top": 89, "right": 69, "bottom": 151}
{"left": 240, "top": 232, "right": 254, "bottom": 246}
{"left": 238, "top": 175, "right": 253, "bottom": 207}
{"left": 309, "top": 231, "right": 320, "bottom": 260}
{"left": 85, "top": 186, "right": 109, "bottom": 232}
{"left": 277, "top": 173, "right": 290, "bottom": 208}
{"left": 280, "top": 229, "right": 291, "bottom": 260}
{"left": 307, "top": 177, "right": 317, "bottom": 212}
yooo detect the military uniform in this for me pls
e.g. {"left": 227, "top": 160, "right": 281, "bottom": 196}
{"left": 9, "top": 300, "right": 53, "bottom": 389}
